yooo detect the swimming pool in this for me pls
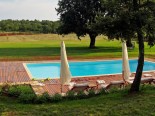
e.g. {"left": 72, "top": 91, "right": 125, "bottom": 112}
{"left": 24, "top": 59, "right": 155, "bottom": 79}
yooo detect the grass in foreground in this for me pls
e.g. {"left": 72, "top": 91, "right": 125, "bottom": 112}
{"left": 0, "top": 85, "right": 155, "bottom": 116}
{"left": 0, "top": 34, "right": 154, "bottom": 60}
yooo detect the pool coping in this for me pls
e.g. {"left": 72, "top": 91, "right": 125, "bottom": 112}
{"left": 23, "top": 59, "right": 155, "bottom": 80}
{"left": 23, "top": 63, "right": 33, "bottom": 80}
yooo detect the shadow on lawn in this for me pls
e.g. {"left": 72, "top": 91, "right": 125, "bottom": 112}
{"left": 0, "top": 46, "right": 122, "bottom": 57}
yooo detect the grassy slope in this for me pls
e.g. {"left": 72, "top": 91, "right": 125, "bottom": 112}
{"left": 0, "top": 34, "right": 154, "bottom": 60}
{"left": 0, "top": 85, "right": 155, "bottom": 116}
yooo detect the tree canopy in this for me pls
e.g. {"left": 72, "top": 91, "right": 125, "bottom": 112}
{"left": 93, "top": 0, "right": 155, "bottom": 92}
{"left": 94, "top": 0, "right": 155, "bottom": 44}
{"left": 56, "top": 0, "right": 102, "bottom": 48}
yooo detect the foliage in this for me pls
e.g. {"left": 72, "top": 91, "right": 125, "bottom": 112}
{"left": 56, "top": 0, "right": 102, "bottom": 48}
{"left": 0, "top": 86, "right": 2, "bottom": 95}
{"left": 0, "top": 84, "right": 36, "bottom": 103}
{"left": 18, "top": 93, "right": 37, "bottom": 104}
{"left": 35, "top": 92, "right": 51, "bottom": 104}
{"left": 88, "top": 89, "right": 96, "bottom": 97}
{"left": 56, "top": 0, "right": 100, "bottom": 35}
{"left": 0, "top": 19, "right": 60, "bottom": 34}
{"left": 51, "top": 93, "right": 62, "bottom": 102}
{"left": 1, "top": 84, "right": 10, "bottom": 95}
{"left": 93, "top": 0, "right": 155, "bottom": 92}
{"left": 98, "top": 88, "right": 107, "bottom": 95}
{"left": 66, "top": 91, "right": 76, "bottom": 100}
{"left": 8, "top": 85, "right": 34, "bottom": 97}
{"left": 8, "top": 86, "right": 21, "bottom": 97}
{"left": 76, "top": 91, "right": 87, "bottom": 99}
{"left": 7, "top": 85, "right": 34, "bottom": 104}
{"left": 94, "top": 0, "right": 155, "bottom": 44}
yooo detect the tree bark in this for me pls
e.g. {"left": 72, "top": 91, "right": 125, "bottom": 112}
{"left": 89, "top": 33, "right": 97, "bottom": 48}
{"left": 129, "top": 0, "right": 145, "bottom": 93}
{"left": 130, "top": 29, "right": 144, "bottom": 92}
{"left": 126, "top": 38, "right": 133, "bottom": 47}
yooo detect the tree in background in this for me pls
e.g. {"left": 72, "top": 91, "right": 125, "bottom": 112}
{"left": 56, "top": 0, "right": 102, "bottom": 48}
{"left": 0, "top": 19, "right": 59, "bottom": 34}
{"left": 93, "top": 0, "right": 155, "bottom": 92}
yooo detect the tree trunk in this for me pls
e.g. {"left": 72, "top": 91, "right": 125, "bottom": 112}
{"left": 89, "top": 33, "right": 97, "bottom": 48}
{"left": 130, "top": 29, "right": 144, "bottom": 92}
{"left": 126, "top": 38, "right": 133, "bottom": 47}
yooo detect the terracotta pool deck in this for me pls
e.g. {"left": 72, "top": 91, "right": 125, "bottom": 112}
{"left": 0, "top": 61, "right": 31, "bottom": 83}
{"left": 0, "top": 60, "right": 154, "bottom": 95}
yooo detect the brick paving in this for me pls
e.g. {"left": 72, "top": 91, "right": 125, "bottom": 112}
{"left": 0, "top": 61, "right": 31, "bottom": 83}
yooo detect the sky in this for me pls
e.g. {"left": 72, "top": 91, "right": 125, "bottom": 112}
{"left": 0, "top": 0, "right": 59, "bottom": 21}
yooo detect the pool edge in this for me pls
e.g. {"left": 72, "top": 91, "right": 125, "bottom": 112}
{"left": 23, "top": 63, "right": 33, "bottom": 80}
{"left": 23, "top": 59, "right": 155, "bottom": 80}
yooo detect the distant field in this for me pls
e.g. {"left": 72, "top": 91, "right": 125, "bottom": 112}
{"left": 0, "top": 34, "right": 154, "bottom": 61}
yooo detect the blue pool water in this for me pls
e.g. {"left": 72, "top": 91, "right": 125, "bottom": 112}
{"left": 25, "top": 60, "right": 155, "bottom": 79}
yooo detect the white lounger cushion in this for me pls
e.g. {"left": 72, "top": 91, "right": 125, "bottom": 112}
{"left": 126, "top": 77, "right": 154, "bottom": 84}
{"left": 69, "top": 82, "right": 76, "bottom": 86}
{"left": 141, "top": 77, "right": 154, "bottom": 81}
{"left": 97, "top": 80, "right": 106, "bottom": 84}
{"left": 143, "top": 74, "right": 152, "bottom": 77}
{"left": 129, "top": 77, "right": 135, "bottom": 80}
{"left": 74, "top": 83, "right": 88, "bottom": 87}
{"left": 126, "top": 80, "right": 133, "bottom": 84}
{"left": 100, "top": 84, "right": 109, "bottom": 89}
{"left": 110, "top": 80, "right": 124, "bottom": 85}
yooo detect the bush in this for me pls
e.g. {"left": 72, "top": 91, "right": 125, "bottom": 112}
{"left": 0, "top": 86, "right": 2, "bottom": 95}
{"left": 2, "top": 85, "right": 36, "bottom": 103}
{"left": 66, "top": 91, "right": 76, "bottom": 100}
{"left": 109, "top": 87, "right": 121, "bottom": 93}
{"left": 8, "top": 86, "right": 21, "bottom": 97}
{"left": 35, "top": 92, "right": 51, "bottom": 104}
{"left": 8, "top": 85, "right": 34, "bottom": 97}
{"left": 1, "top": 84, "right": 10, "bottom": 95}
{"left": 98, "top": 88, "right": 107, "bottom": 95}
{"left": 51, "top": 93, "right": 62, "bottom": 102}
{"left": 77, "top": 91, "right": 87, "bottom": 99}
{"left": 18, "top": 85, "right": 34, "bottom": 94}
{"left": 88, "top": 89, "right": 96, "bottom": 97}
{"left": 18, "top": 93, "right": 36, "bottom": 104}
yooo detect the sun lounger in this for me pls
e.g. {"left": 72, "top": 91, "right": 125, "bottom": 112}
{"left": 68, "top": 82, "right": 76, "bottom": 90}
{"left": 129, "top": 76, "right": 135, "bottom": 80}
{"left": 96, "top": 80, "right": 105, "bottom": 84}
{"left": 126, "top": 77, "right": 154, "bottom": 84}
{"left": 96, "top": 80, "right": 106, "bottom": 88}
{"left": 107, "top": 80, "right": 125, "bottom": 89}
{"left": 126, "top": 79, "right": 134, "bottom": 84}
{"left": 69, "top": 82, "right": 89, "bottom": 92}
{"left": 141, "top": 77, "right": 154, "bottom": 84}
{"left": 143, "top": 74, "right": 153, "bottom": 77}
{"left": 97, "top": 80, "right": 125, "bottom": 91}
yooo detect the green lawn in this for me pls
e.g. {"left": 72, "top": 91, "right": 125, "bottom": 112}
{"left": 0, "top": 34, "right": 154, "bottom": 60}
{"left": 1, "top": 85, "right": 155, "bottom": 115}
